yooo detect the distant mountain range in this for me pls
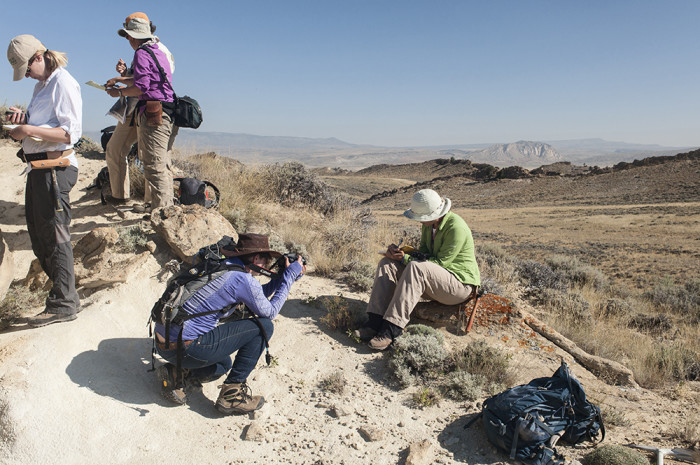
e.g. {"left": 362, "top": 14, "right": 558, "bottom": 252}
{"left": 83, "top": 129, "right": 694, "bottom": 170}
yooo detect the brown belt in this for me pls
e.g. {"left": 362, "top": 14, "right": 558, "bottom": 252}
{"left": 155, "top": 333, "right": 195, "bottom": 351}
{"left": 28, "top": 149, "right": 74, "bottom": 169}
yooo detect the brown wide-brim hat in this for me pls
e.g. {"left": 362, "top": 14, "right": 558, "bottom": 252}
{"left": 224, "top": 233, "right": 282, "bottom": 259}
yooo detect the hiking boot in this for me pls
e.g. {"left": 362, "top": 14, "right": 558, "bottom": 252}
{"left": 132, "top": 203, "right": 152, "bottom": 214}
{"left": 156, "top": 364, "right": 187, "bottom": 405}
{"left": 352, "top": 326, "right": 378, "bottom": 341}
{"left": 215, "top": 382, "right": 265, "bottom": 415}
{"left": 368, "top": 334, "right": 393, "bottom": 351}
{"left": 27, "top": 311, "right": 77, "bottom": 328}
{"left": 104, "top": 195, "right": 129, "bottom": 205}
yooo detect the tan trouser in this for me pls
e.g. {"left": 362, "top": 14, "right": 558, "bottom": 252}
{"left": 136, "top": 111, "right": 177, "bottom": 208}
{"left": 367, "top": 257, "right": 474, "bottom": 328}
{"left": 105, "top": 120, "right": 137, "bottom": 199}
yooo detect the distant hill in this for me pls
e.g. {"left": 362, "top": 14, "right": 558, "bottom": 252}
{"left": 457, "top": 140, "right": 561, "bottom": 166}
{"left": 81, "top": 129, "right": 694, "bottom": 170}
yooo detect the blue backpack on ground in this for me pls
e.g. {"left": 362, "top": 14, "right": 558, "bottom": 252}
{"left": 468, "top": 360, "right": 604, "bottom": 465}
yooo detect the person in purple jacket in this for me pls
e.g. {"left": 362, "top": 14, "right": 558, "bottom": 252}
{"left": 154, "top": 234, "right": 305, "bottom": 415}
{"left": 106, "top": 13, "right": 176, "bottom": 212}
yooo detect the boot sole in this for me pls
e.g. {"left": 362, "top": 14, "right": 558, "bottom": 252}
{"left": 156, "top": 365, "right": 187, "bottom": 405}
{"left": 27, "top": 313, "right": 77, "bottom": 328}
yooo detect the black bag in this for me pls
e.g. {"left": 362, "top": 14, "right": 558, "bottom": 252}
{"left": 170, "top": 96, "right": 202, "bottom": 129}
{"left": 470, "top": 360, "right": 604, "bottom": 465}
{"left": 100, "top": 125, "right": 138, "bottom": 159}
{"left": 174, "top": 177, "right": 220, "bottom": 208}
{"left": 139, "top": 46, "right": 203, "bottom": 129}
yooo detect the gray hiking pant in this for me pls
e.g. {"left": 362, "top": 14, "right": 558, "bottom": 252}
{"left": 367, "top": 257, "right": 473, "bottom": 328}
{"left": 26, "top": 166, "right": 80, "bottom": 315}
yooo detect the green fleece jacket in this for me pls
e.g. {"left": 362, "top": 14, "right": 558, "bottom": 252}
{"left": 410, "top": 211, "right": 480, "bottom": 286}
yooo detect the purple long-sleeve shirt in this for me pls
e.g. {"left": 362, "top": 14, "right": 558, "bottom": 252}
{"left": 155, "top": 257, "right": 303, "bottom": 341}
{"left": 132, "top": 44, "right": 174, "bottom": 103}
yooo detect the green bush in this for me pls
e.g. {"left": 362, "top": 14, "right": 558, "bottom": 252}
{"left": 517, "top": 259, "right": 567, "bottom": 291}
{"left": 117, "top": 225, "right": 149, "bottom": 253}
{"left": 546, "top": 254, "right": 608, "bottom": 291}
{"left": 443, "top": 371, "right": 486, "bottom": 401}
{"left": 581, "top": 444, "right": 649, "bottom": 465}
{"left": 390, "top": 325, "right": 448, "bottom": 387}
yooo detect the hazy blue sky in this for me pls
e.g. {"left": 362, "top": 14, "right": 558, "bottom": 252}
{"left": 2, "top": 0, "right": 700, "bottom": 147}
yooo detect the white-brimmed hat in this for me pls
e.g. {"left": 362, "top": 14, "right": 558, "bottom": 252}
{"left": 403, "top": 189, "right": 451, "bottom": 222}
{"left": 7, "top": 34, "right": 46, "bottom": 81}
{"left": 118, "top": 16, "right": 153, "bottom": 40}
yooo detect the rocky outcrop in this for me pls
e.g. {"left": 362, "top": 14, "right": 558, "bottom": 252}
{"left": 469, "top": 141, "right": 562, "bottom": 166}
{"left": 150, "top": 205, "right": 238, "bottom": 262}
{"left": 73, "top": 227, "right": 150, "bottom": 289}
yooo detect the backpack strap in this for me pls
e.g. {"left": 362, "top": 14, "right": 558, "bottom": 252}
{"left": 203, "top": 181, "right": 220, "bottom": 208}
{"left": 137, "top": 45, "right": 176, "bottom": 101}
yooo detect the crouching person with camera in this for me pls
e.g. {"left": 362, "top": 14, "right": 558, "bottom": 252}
{"left": 154, "top": 233, "right": 305, "bottom": 414}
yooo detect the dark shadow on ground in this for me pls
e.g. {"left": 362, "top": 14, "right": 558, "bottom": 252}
{"left": 438, "top": 413, "right": 506, "bottom": 463}
{"left": 65, "top": 337, "right": 230, "bottom": 419}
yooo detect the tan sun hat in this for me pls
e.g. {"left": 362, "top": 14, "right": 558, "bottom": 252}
{"left": 7, "top": 34, "right": 46, "bottom": 81}
{"left": 118, "top": 15, "right": 153, "bottom": 40}
{"left": 403, "top": 189, "right": 451, "bottom": 222}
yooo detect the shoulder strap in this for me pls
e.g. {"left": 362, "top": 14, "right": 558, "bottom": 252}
{"left": 138, "top": 45, "right": 175, "bottom": 96}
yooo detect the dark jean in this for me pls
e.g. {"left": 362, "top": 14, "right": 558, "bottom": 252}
{"left": 157, "top": 318, "right": 273, "bottom": 384}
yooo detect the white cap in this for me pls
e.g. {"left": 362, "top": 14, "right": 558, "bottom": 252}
{"left": 7, "top": 34, "right": 46, "bottom": 81}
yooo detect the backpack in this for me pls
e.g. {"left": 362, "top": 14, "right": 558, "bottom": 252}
{"left": 86, "top": 166, "right": 112, "bottom": 205}
{"left": 148, "top": 236, "right": 270, "bottom": 385}
{"left": 174, "top": 177, "right": 220, "bottom": 208}
{"left": 469, "top": 360, "right": 604, "bottom": 465}
{"left": 138, "top": 46, "right": 203, "bottom": 129}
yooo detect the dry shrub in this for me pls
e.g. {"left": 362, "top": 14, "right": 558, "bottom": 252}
{"left": 581, "top": 445, "right": 649, "bottom": 465}
{"left": 476, "top": 243, "right": 519, "bottom": 298}
{"left": 449, "top": 340, "right": 514, "bottom": 389}
{"left": 642, "top": 342, "right": 700, "bottom": 385}
{"left": 317, "top": 295, "right": 365, "bottom": 332}
{"left": 443, "top": 371, "right": 486, "bottom": 401}
{"left": 670, "top": 414, "right": 700, "bottom": 446}
{"left": 643, "top": 277, "right": 700, "bottom": 322}
{"left": 0, "top": 284, "right": 47, "bottom": 330}
{"left": 318, "top": 371, "right": 346, "bottom": 395}
{"left": 545, "top": 254, "right": 608, "bottom": 291}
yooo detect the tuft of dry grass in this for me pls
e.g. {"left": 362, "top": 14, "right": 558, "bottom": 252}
{"left": 318, "top": 371, "right": 346, "bottom": 395}
{"left": 317, "top": 295, "right": 366, "bottom": 332}
{"left": 0, "top": 284, "right": 47, "bottom": 330}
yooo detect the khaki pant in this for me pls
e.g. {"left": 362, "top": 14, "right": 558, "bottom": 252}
{"left": 367, "top": 257, "right": 474, "bottom": 328}
{"left": 136, "top": 111, "right": 178, "bottom": 208}
{"left": 105, "top": 120, "right": 137, "bottom": 200}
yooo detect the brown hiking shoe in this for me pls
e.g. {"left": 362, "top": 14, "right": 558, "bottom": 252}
{"left": 27, "top": 311, "right": 77, "bottom": 328}
{"left": 216, "top": 382, "right": 265, "bottom": 415}
{"left": 156, "top": 364, "right": 187, "bottom": 405}
{"left": 352, "top": 326, "right": 378, "bottom": 341}
{"left": 368, "top": 334, "right": 393, "bottom": 351}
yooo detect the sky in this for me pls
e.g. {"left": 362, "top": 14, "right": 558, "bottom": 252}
{"left": 2, "top": 0, "right": 700, "bottom": 148}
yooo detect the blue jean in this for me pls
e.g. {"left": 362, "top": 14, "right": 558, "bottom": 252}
{"left": 157, "top": 318, "right": 273, "bottom": 384}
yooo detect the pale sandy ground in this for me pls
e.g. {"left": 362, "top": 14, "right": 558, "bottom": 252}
{"left": 0, "top": 140, "right": 698, "bottom": 465}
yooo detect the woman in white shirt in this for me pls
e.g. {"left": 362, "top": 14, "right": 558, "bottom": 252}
{"left": 6, "top": 34, "right": 82, "bottom": 327}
